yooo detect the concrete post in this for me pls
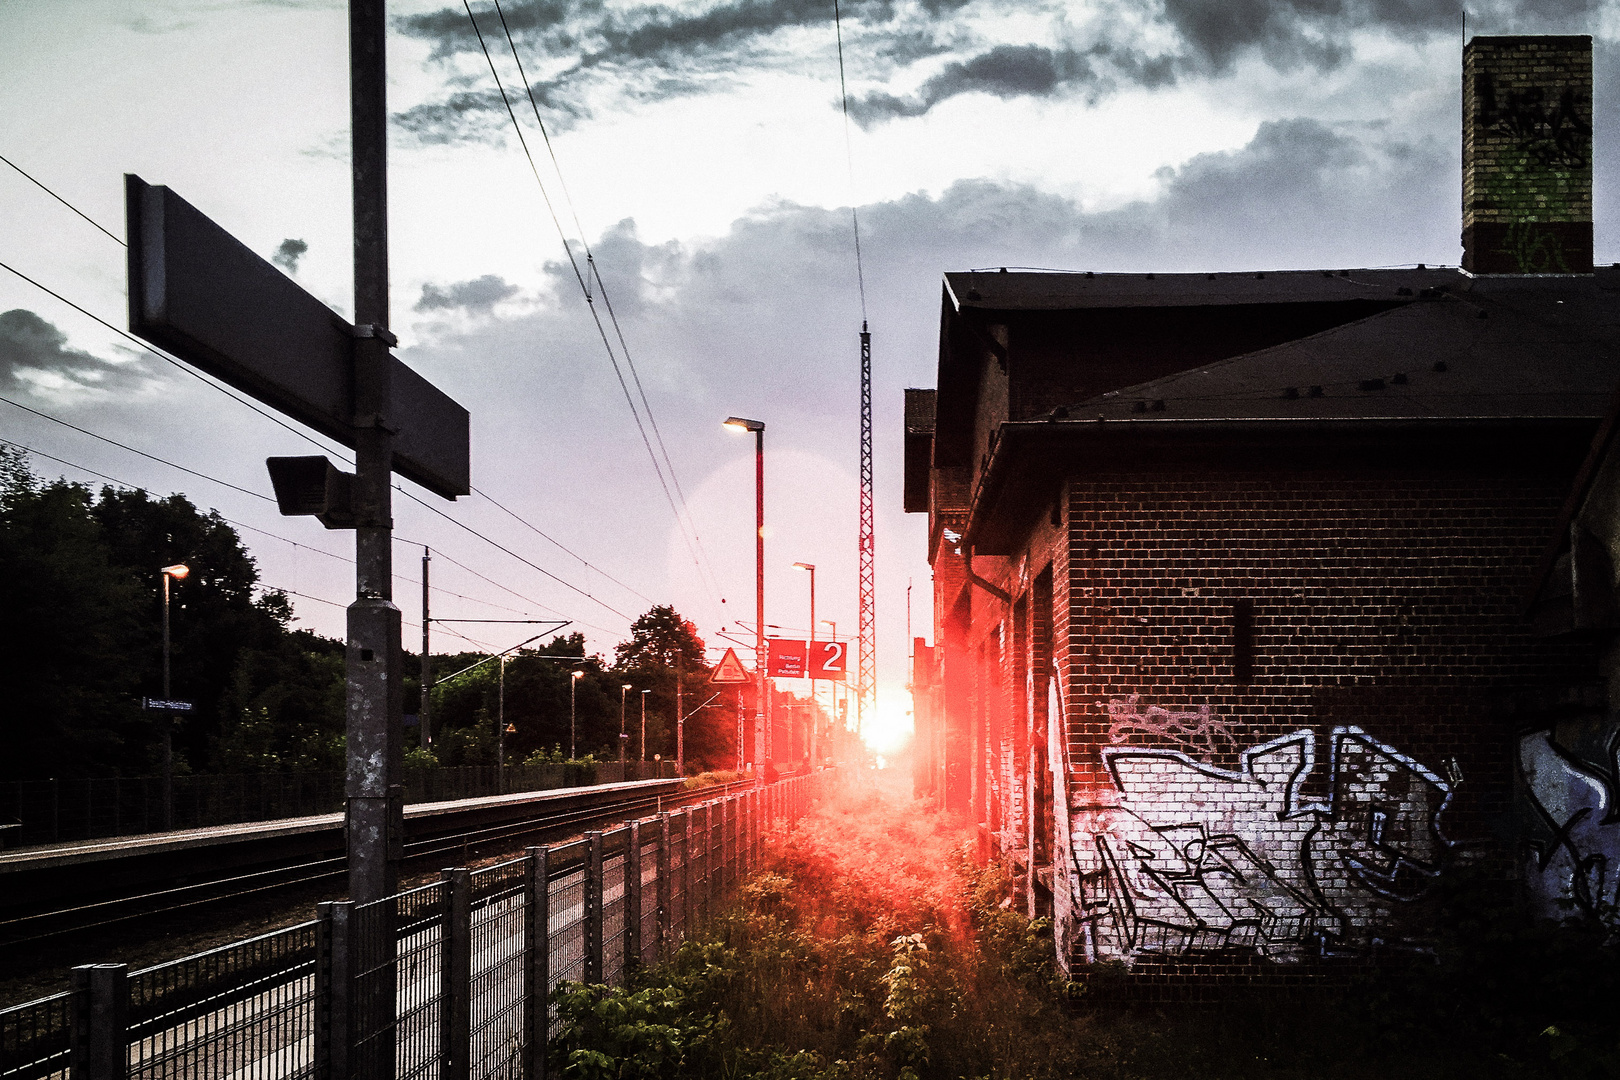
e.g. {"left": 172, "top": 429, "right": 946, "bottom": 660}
{"left": 316, "top": 901, "right": 353, "bottom": 1080}
{"left": 524, "top": 846, "right": 550, "bottom": 1080}
{"left": 655, "top": 814, "right": 672, "bottom": 959}
{"left": 584, "top": 832, "right": 603, "bottom": 984}
{"left": 69, "top": 964, "right": 126, "bottom": 1080}
{"left": 625, "top": 821, "right": 642, "bottom": 978}
{"left": 442, "top": 868, "right": 471, "bottom": 1080}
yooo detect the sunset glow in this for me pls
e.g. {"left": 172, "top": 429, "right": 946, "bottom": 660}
{"left": 859, "top": 694, "right": 913, "bottom": 755}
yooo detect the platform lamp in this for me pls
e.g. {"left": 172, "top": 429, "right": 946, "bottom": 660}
{"left": 159, "top": 563, "right": 189, "bottom": 830}
{"left": 620, "top": 683, "right": 632, "bottom": 764}
{"left": 723, "top": 416, "right": 766, "bottom": 776}
{"left": 641, "top": 688, "right": 651, "bottom": 762}
{"left": 792, "top": 562, "right": 816, "bottom": 766}
{"left": 570, "top": 669, "right": 585, "bottom": 760}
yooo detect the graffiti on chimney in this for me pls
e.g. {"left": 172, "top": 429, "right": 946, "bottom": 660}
{"left": 1475, "top": 73, "right": 1592, "bottom": 172}
{"left": 1071, "top": 721, "right": 1453, "bottom": 963}
{"left": 1105, "top": 693, "right": 1236, "bottom": 762}
{"left": 1519, "top": 726, "right": 1620, "bottom": 920}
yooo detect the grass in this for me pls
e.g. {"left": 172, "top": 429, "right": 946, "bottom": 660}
{"left": 548, "top": 770, "right": 1620, "bottom": 1080}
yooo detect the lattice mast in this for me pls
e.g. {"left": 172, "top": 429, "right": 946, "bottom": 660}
{"left": 857, "top": 322, "right": 875, "bottom": 733}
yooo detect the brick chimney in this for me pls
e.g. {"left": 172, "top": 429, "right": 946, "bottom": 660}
{"left": 1462, "top": 35, "right": 1593, "bottom": 274}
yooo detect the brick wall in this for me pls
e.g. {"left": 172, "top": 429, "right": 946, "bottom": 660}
{"left": 1046, "top": 468, "right": 1600, "bottom": 987}
{"left": 1462, "top": 35, "right": 1593, "bottom": 273}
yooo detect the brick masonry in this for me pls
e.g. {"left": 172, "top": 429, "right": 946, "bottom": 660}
{"left": 965, "top": 465, "right": 1601, "bottom": 989}
{"left": 1462, "top": 35, "right": 1593, "bottom": 273}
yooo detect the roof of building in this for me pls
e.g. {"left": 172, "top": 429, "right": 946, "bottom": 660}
{"left": 1056, "top": 272, "right": 1620, "bottom": 422}
{"left": 944, "top": 267, "right": 1468, "bottom": 312}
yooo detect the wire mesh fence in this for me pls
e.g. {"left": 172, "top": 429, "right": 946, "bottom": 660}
{"left": 0, "top": 771, "right": 830, "bottom": 1080}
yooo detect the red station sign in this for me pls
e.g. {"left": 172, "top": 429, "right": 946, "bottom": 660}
{"left": 765, "top": 639, "right": 847, "bottom": 681}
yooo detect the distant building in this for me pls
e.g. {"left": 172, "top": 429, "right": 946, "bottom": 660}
{"left": 907, "top": 36, "right": 1617, "bottom": 990}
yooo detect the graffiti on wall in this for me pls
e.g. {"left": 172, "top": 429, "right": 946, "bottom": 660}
{"left": 1072, "top": 715, "right": 1453, "bottom": 964}
{"left": 1105, "top": 693, "right": 1236, "bottom": 762}
{"left": 1519, "top": 726, "right": 1620, "bottom": 919}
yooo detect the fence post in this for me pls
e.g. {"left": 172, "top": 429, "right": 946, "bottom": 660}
{"left": 678, "top": 810, "right": 692, "bottom": 941}
{"left": 717, "top": 799, "right": 729, "bottom": 902}
{"left": 625, "top": 820, "right": 642, "bottom": 979}
{"left": 69, "top": 964, "right": 126, "bottom": 1080}
{"left": 655, "top": 813, "right": 672, "bottom": 960}
{"left": 702, "top": 802, "right": 715, "bottom": 919}
{"left": 584, "top": 831, "right": 604, "bottom": 984}
{"left": 442, "top": 868, "right": 472, "bottom": 1080}
{"left": 316, "top": 901, "right": 353, "bottom": 1080}
{"left": 524, "top": 846, "right": 550, "bottom": 1080}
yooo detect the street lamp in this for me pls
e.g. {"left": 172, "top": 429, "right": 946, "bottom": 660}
{"left": 723, "top": 416, "right": 766, "bottom": 773}
{"left": 620, "top": 683, "right": 631, "bottom": 764}
{"left": 793, "top": 563, "right": 816, "bottom": 766}
{"left": 641, "top": 688, "right": 651, "bottom": 762}
{"left": 570, "top": 670, "right": 584, "bottom": 760}
{"left": 159, "top": 563, "right": 189, "bottom": 830}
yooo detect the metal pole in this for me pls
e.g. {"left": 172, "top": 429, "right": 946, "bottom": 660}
{"left": 619, "top": 685, "right": 628, "bottom": 764}
{"left": 570, "top": 673, "right": 578, "bottom": 760}
{"left": 807, "top": 566, "right": 816, "bottom": 769}
{"left": 161, "top": 573, "right": 172, "bottom": 831}
{"left": 675, "top": 665, "right": 684, "bottom": 775}
{"left": 421, "top": 548, "right": 432, "bottom": 747}
{"left": 754, "top": 426, "right": 765, "bottom": 775}
{"left": 498, "top": 655, "right": 506, "bottom": 795}
{"left": 641, "top": 689, "right": 649, "bottom": 763}
{"left": 345, "top": 0, "right": 402, "bottom": 905}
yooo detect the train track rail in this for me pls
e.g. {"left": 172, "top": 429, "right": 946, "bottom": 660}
{"left": 0, "top": 777, "right": 757, "bottom": 956}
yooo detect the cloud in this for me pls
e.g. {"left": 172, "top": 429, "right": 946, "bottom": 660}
{"left": 271, "top": 238, "right": 308, "bottom": 274}
{"left": 0, "top": 310, "right": 156, "bottom": 397}
{"left": 415, "top": 275, "right": 522, "bottom": 314}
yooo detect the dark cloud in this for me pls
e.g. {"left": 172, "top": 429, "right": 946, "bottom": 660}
{"left": 415, "top": 275, "right": 522, "bottom": 314}
{"left": 395, "top": 0, "right": 1610, "bottom": 138}
{"left": 0, "top": 310, "right": 155, "bottom": 396}
{"left": 271, "top": 238, "right": 307, "bottom": 274}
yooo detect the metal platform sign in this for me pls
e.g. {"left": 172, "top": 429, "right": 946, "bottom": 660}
{"left": 125, "top": 175, "right": 469, "bottom": 499}
{"left": 142, "top": 697, "right": 194, "bottom": 712}
{"left": 810, "top": 640, "right": 847, "bottom": 681}
{"left": 766, "top": 638, "right": 807, "bottom": 678}
{"left": 710, "top": 648, "right": 751, "bottom": 684}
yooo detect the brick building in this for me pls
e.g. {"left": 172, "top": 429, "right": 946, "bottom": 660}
{"left": 906, "top": 36, "right": 1618, "bottom": 984}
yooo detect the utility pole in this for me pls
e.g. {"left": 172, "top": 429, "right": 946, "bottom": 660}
{"left": 345, "top": 0, "right": 403, "bottom": 905}
{"left": 675, "top": 663, "right": 684, "bottom": 775}
{"left": 857, "top": 323, "right": 875, "bottom": 737}
{"left": 421, "top": 547, "right": 432, "bottom": 747}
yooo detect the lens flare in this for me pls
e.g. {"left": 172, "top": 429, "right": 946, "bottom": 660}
{"left": 860, "top": 696, "right": 913, "bottom": 754}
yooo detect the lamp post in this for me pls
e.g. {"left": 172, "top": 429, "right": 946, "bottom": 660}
{"left": 641, "top": 688, "right": 651, "bottom": 762}
{"left": 793, "top": 562, "right": 816, "bottom": 767}
{"left": 620, "top": 684, "right": 631, "bottom": 764}
{"left": 570, "top": 670, "right": 584, "bottom": 760}
{"left": 723, "top": 416, "right": 766, "bottom": 774}
{"left": 159, "top": 563, "right": 189, "bottom": 830}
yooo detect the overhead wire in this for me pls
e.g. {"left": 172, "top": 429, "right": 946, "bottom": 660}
{"left": 0, "top": 153, "right": 126, "bottom": 247}
{"left": 462, "top": 0, "right": 725, "bottom": 606}
{"left": 489, "top": 0, "right": 723, "bottom": 605}
{"left": 832, "top": 0, "right": 867, "bottom": 320}
{"left": 0, "top": 149, "right": 660, "bottom": 636}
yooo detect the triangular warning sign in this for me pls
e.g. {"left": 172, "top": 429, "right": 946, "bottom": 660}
{"left": 710, "top": 647, "right": 751, "bottom": 684}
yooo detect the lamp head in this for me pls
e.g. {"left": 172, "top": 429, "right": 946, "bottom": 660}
{"left": 792, "top": 562, "right": 814, "bottom": 572}
{"left": 723, "top": 416, "right": 764, "bottom": 433}
{"left": 622, "top": 683, "right": 632, "bottom": 690}
{"left": 162, "top": 564, "right": 190, "bottom": 580}
{"left": 571, "top": 670, "right": 584, "bottom": 681}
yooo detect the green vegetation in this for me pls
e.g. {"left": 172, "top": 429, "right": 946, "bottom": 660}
{"left": 546, "top": 776, "right": 1620, "bottom": 1080}
{"left": 0, "top": 448, "right": 741, "bottom": 781}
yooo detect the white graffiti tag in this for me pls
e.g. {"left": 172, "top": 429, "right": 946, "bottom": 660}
{"left": 1072, "top": 725, "right": 1452, "bottom": 963}
{"left": 1519, "top": 729, "right": 1620, "bottom": 918}
{"left": 1105, "top": 693, "right": 1237, "bottom": 761}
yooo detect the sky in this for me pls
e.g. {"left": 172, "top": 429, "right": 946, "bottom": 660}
{"left": 3, "top": 0, "right": 1619, "bottom": 753}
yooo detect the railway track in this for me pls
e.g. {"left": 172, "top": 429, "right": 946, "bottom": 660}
{"left": 0, "top": 776, "right": 754, "bottom": 958}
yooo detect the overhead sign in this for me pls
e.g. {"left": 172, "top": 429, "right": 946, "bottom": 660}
{"left": 710, "top": 648, "right": 751, "bottom": 684}
{"left": 810, "top": 640, "right": 847, "bottom": 681}
{"left": 125, "top": 175, "right": 470, "bottom": 499}
{"left": 764, "top": 639, "right": 847, "bottom": 680}
{"left": 766, "top": 638, "right": 806, "bottom": 678}
{"left": 142, "top": 697, "right": 194, "bottom": 712}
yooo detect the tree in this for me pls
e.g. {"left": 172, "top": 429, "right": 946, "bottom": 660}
{"left": 614, "top": 606, "right": 707, "bottom": 676}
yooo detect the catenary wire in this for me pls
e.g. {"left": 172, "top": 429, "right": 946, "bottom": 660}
{"left": 489, "top": 0, "right": 724, "bottom": 605}
{"left": 462, "top": 0, "right": 722, "bottom": 606}
{"left": 832, "top": 0, "right": 867, "bottom": 321}
{"left": 0, "top": 152, "right": 126, "bottom": 247}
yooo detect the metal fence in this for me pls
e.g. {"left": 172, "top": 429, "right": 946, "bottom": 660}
{"left": 0, "top": 770, "right": 829, "bottom": 1080}
{"left": 0, "top": 763, "right": 678, "bottom": 848}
